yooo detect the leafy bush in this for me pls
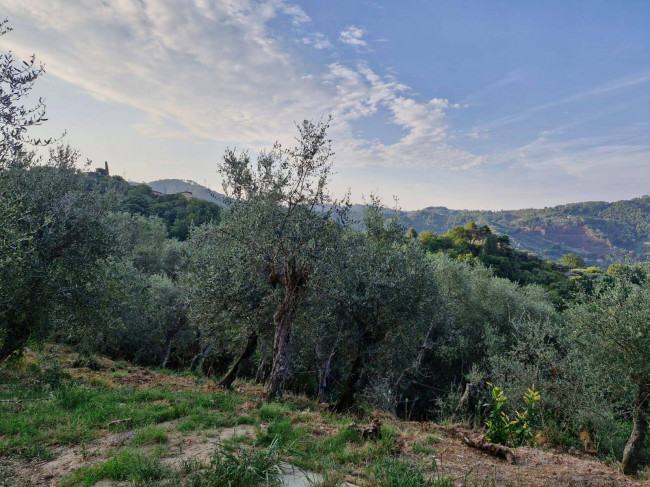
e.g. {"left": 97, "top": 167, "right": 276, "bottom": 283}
{"left": 484, "top": 383, "right": 540, "bottom": 447}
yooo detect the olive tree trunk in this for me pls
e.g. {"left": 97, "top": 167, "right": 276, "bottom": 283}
{"left": 622, "top": 379, "right": 649, "bottom": 475}
{"left": 219, "top": 331, "right": 258, "bottom": 388}
{"left": 266, "top": 280, "right": 302, "bottom": 400}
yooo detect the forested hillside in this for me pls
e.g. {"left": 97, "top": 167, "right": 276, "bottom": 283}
{"left": 147, "top": 179, "right": 227, "bottom": 207}
{"left": 153, "top": 179, "right": 649, "bottom": 266}
{"left": 400, "top": 197, "right": 650, "bottom": 265}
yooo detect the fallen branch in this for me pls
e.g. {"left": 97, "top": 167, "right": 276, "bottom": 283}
{"left": 463, "top": 434, "right": 516, "bottom": 464}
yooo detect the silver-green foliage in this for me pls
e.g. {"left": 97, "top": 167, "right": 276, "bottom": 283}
{"left": 568, "top": 280, "right": 650, "bottom": 474}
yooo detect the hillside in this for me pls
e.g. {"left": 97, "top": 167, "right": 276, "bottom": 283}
{"left": 148, "top": 179, "right": 649, "bottom": 266}
{"left": 1, "top": 346, "right": 645, "bottom": 487}
{"left": 147, "top": 179, "right": 227, "bottom": 207}
{"left": 400, "top": 197, "right": 650, "bottom": 265}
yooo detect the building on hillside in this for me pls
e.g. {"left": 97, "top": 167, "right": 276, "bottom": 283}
{"left": 87, "top": 161, "right": 110, "bottom": 178}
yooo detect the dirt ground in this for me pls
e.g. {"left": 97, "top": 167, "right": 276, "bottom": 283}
{"left": 0, "top": 422, "right": 257, "bottom": 487}
{"left": 417, "top": 423, "right": 647, "bottom": 487}
{"left": 2, "top": 401, "right": 648, "bottom": 486}
{"left": 2, "top": 350, "right": 648, "bottom": 487}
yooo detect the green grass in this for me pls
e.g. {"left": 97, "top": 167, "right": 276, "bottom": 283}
{"left": 0, "top": 355, "right": 534, "bottom": 487}
{"left": 0, "top": 374, "right": 241, "bottom": 457}
{"left": 426, "top": 432, "right": 442, "bottom": 444}
{"left": 258, "top": 401, "right": 293, "bottom": 421}
{"left": 370, "top": 456, "right": 464, "bottom": 487}
{"left": 412, "top": 442, "right": 436, "bottom": 454}
{"left": 184, "top": 440, "right": 283, "bottom": 487}
{"left": 133, "top": 425, "right": 169, "bottom": 445}
{"left": 371, "top": 457, "right": 431, "bottom": 487}
{"left": 60, "top": 449, "right": 169, "bottom": 487}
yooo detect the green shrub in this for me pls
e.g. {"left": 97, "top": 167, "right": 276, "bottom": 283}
{"left": 484, "top": 383, "right": 540, "bottom": 447}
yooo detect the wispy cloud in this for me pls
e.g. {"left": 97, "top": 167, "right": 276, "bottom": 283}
{"left": 475, "top": 71, "right": 650, "bottom": 132}
{"left": 498, "top": 123, "right": 650, "bottom": 178}
{"left": 462, "top": 69, "right": 527, "bottom": 104}
{"left": 339, "top": 25, "right": 368, "bottom": 49}
{"left": 3, "top": 0, "right": 477, "bottom": 172}
{"left": 302, "top": 33, "right": 332, "bottom": 49}
{"left": 280, "top": 4, "right": 311, "bottom": 25}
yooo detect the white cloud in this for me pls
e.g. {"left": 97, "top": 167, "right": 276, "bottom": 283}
{"left": 497, "top": 125, "right": 650, "bottom": 179}
{"left": 323, "top": 63, "right": 483, "bottom": 169}
{"left": 467, "top": 129, "right": 489, "bottom": 140}
{"left": 3, "top": 0, "right": 479, "bottom": 172}
{"left": 280, "top": 4, "right": 311, "bottom": 25}
{"left": 339, "top": 25, "right": 368, "bottom": 48}
{"left": 302, "top": 33, "right": 332, "bottom": 49}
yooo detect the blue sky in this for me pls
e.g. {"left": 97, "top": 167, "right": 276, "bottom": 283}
{"left": 3, "top": 0, "right": 649, "bottom": 209}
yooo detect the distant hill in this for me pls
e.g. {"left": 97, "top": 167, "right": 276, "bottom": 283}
{"left": 147, "top": 179, "right": 227, "bottom": 207}
{"left": 399, "top": 197, "right": 650, "bottom": 265}
{"left": 146, "top": 179, "right": 649, "bottom": 266}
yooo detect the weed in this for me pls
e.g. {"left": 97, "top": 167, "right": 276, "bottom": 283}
{"left": 61, "top": 449, "right": 169, "bottom": 487}
{"left": 484, "top": 383, "right": 540, "bottom": 447}
{"left": 371, "top": 456, "right": 429, "bottom": 487}
{"left": 184, "top": 440, "right": 283, "bottom": 487}
{"left": 426, "top": 432, "right": 442, "bottom": 444}
{"left": 413, "top": 442, "right": 435, "bottom": 454}
{"left": 18, "top": 443, "right": 54, "bottom": 461}
{"left": 133, "top": 425, "right": 168, "bottom": 445}
{"left": 259, "top": 401, "right": 292, "bottom": 422}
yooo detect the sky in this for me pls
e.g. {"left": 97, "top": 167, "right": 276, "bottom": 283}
{"left": 2, "top": 0, "right": 649, "bottom": 210}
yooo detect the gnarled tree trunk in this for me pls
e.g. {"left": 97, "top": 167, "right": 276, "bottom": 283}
{"left": 219, "top": 331, "right": 258, "bottom": 388}
{"left": 266, "top": 275, "right": 303, "bottom": 401}
{"left": 622, "top": 379, "right": 649, "bottom": 475}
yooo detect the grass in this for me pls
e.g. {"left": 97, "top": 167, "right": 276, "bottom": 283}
{"left": 371, "top": 457, "right": 433, "bottom": 487}
{"left": 60, "top": 449, "right": 169, "bottom": 487}
{"left": 0, "top": 362, "right": 428, "bottom": 485}
{"left": 1, "top": 347, "right": 603, "bottom": 486}
{"left": 0, "top": 364, "right": 249, "bottom": 459}
{"left": 259, "top": 401, "right": 293, "bottom": 421}
{"left": 184, "top": 440, "right": 283, "bottom": 487}
{"left": 133, "top": 425, "right": 169, "bottom": 445}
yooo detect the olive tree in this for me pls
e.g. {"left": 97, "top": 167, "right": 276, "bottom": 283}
{"left": 217, "top": 118, "right": 346, "bottom": 400}
{"left": 568, "top": 281, "right": 650, "bottom": 475}
{"left": 186, "top": 222, "right": 274, "bottom": 384}
{"left": 0, "top": 147, "right": 118, "bottom": 361}
{"left": 0, "top": 19, "right": 54, "bottom": 168}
